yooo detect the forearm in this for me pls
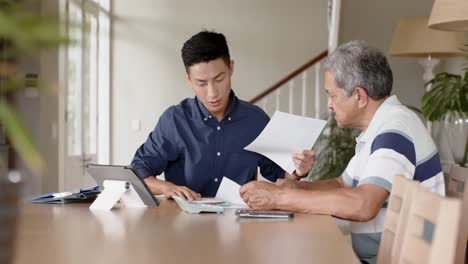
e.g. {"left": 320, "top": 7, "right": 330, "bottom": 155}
{"left": 294, "top": 177, "right": 344, "bottom": 191}
{"left": 274, "top": 187, "right": 380, "bottom": 222}
{"left": 144, "top": 176, "right": 168, "bottom": 195}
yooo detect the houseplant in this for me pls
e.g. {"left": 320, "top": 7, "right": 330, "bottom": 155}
{"left": 422, "top": 47, "right": 468, "bottom": 167}
{"left": 0, "top": 1, "right": 70, "bottom": 263}
{"left": 307, "top": 113, "right": 358, "bottom": 180}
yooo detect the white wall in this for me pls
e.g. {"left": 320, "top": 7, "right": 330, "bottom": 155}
{"left": 111, "top": 0, "right": 329, "bottom": 165}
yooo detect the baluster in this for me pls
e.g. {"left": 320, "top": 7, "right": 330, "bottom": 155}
{"left": 288, "top": 80, "right": 294, "bottom": 114}
{"left": 275, "top": 89, "right": 280, "bottom": 112}
{"left": 301, "top": 71, "right": 307, "bottom": 116}
{"left": 315, "top": 63, "right": 321, "bottom": 118}
{"left": 261, "top": 98, "right": 268, "bottom": 116}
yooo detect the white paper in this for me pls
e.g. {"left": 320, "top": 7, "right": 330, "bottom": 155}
{"left": 191, "top": 198, "right": 225, "bottom": 204}
{"left": 244, "top": 111, "right": 327, "bottom": 174}
{"left": 215, "top": 177, "right": 248, "bottom": 207}
{"left": 52, "top": 192, "right": 73, "bottom": 198}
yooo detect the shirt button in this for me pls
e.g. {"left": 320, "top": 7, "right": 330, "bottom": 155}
{"left": 209, "top": 115, "right": 212, "bottom": 119}
{"left": 228, "top": 117, "right": 231, "bottom": 121}
{"left": 217, "top": 126, "right": 221, "bottom": 130}
{"left": 204, "top": 118, "right": 207, "bottom": 121}
{"left": 214, "top": 178, "right": 218, "bottom": 182}
{"left": 217, "top": 152, "right": 221, "bottom": 156}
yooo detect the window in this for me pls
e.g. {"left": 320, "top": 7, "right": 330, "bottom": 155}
{"left": 66, "top": 0, "right": 110, "bottom": 163}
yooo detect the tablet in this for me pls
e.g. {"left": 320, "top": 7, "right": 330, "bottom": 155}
{"left": 85, "top": 164, "right": 159, "bottom": 206}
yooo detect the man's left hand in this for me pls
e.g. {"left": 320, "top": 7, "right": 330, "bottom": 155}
{"left": 240, "top": 181, "right": 282, "bottom": 210}
{"left": 292, "top": 149, "right": 316, "bottom": 178}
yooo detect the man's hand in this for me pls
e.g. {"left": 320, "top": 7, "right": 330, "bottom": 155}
{"left": 292, "top": 149, "right": 316, "bottom": 178}
{"left": 144, "top": 177, "right": 201, "bottom": 201}
{"left": 161, "top": 182, "right": 201, "bottom": 201}
{"left": 239, "top": 181, "right": 282, "bottom": 210}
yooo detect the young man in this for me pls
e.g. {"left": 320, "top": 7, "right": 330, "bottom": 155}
{"left": 240, "top": 40, "right": 445, "bottom": 264}
{"left": 131, "top": 31, "right": 315, "bottom": 200}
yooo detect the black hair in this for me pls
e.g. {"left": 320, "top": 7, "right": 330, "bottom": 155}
{"left": 181, "top": 30, "right": 231, "bottom": 72}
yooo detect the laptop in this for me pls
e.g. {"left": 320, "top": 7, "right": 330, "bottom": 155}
{"left": 85, "top": 164, "right": 159, "bottom": 206}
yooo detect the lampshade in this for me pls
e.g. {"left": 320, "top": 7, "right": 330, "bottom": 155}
{"left": 389, "top": 17, "right": 465, "bottom": 57}
{"left": 428, "top": 0, "right": 468, "bottom": 32}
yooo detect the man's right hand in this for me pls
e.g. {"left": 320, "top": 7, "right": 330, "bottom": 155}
{"left": 144, "top": 176, "right": 201, "bottom": 201}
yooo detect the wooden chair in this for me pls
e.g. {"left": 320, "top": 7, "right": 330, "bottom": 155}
{"left": 447, "top": 165, "right": 468, "bottom": 264}
{"left": 399, "top": 185, "right": 462, "bottom": 264}
{"left": 377, "top": 176, "right": 419, "bottom": 264}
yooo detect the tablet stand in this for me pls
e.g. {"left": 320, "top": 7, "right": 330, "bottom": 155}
{"left": 90, "top": 180, "right": 147, "bottom": 210}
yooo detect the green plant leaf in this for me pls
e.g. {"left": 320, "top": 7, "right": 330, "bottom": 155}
{"left": 423, "top": 71, "right": 468, "bottom": 121}
{"left": 0, "top": 101, "right": 46, "bottom": 175}
{"left": 0, "top": 77, "right": 51, "bottom": 94}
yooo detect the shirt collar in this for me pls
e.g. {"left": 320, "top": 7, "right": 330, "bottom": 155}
{"left": 357, "top": 95, "right": 401, "bottom": 143}
{"left": 196, "top": 90, "right": 238, "bottom": 121}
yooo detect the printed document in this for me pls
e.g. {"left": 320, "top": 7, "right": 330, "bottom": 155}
{"left": 215, "top": 177, "right": 248, "bottom": 207}
{"left": 244, "top": 111, "right": 327, "bottom": 174}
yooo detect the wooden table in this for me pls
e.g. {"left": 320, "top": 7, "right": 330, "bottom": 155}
{"left": 13, "top": 200, "right": 359, "bottom": 264}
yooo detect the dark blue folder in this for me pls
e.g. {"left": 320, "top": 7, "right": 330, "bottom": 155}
{"left": 31, "top": 186, "right": 100, "bottom": 204}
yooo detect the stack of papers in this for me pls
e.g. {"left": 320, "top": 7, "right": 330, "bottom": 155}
{"left": 173, "top": 177, "right": 248, "bottom": 214}
{"left": 31, "top": 186, "right": 100, "bottom": 204}
{"left": 215, "top": 177, "right": 248, "bottom": 208}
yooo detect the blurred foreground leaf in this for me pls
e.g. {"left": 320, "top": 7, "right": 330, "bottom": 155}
{"left": 0, "top": 101, "right": 46, "bottom": 175}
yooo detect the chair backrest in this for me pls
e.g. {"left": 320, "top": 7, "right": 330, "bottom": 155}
{"left": 447, "top": 165, "right": 468, "bottom": 198}
{"left": 399, "top": 185, "right": 462, "bottom": 264}
{"left": 377, "top": 176, "right": 418, "bottom": 264}
{"left": 447, "top": 165, "right": 468, "bottom": 264}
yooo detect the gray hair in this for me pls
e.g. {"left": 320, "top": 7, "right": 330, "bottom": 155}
{"left": 323, "top": 40, "right": 393, "bottom": 99}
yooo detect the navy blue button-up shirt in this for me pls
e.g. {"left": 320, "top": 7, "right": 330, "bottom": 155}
{"left": 131, "top": 91, "right": 285, "bottom": 197}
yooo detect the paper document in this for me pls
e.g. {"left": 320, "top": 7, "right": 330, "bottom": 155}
{"left": 191, "top": 198, "right": 225, "bottom": 205}
{"left": 215, "top": 177, "right": 248, "bottom": 207}
{"left": 244, "top": 111, "right": 327, "bottom": 174}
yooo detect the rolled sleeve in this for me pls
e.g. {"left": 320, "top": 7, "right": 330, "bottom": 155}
{"left": 342, "top": 170, "right": 354, "bottom": 187}
{"left": 357, "top": 176, "right": 393, "bottom": 193}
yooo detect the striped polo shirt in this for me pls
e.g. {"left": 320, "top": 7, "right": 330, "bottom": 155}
{"left": 342, "top": 95, "right": 445, "bottom": 264}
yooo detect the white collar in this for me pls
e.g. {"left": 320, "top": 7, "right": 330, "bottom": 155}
{"left": 357, "top": 95, "right": 401, "bottom": 143}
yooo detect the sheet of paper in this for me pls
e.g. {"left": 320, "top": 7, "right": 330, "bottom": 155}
{"left": 191, "top": 198, "right": 225, "bottom": 204}
{"left": 215, "top": 177, "right": 248, "bottom": 207}
{"left": 244, "top": 111, "right": 327, "bottom": 174}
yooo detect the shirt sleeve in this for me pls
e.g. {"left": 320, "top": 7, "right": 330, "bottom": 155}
{"left": 131, "top": 108, "right": 180, "bottom": 179}
{"left": 342, "top": 156, "right": 357, "bottom": 187}
{"left": 358, "top": 128, "right": 416, "bottom": 192}
{"left": 258, "top": 155, "right": 285, "bottom": 182}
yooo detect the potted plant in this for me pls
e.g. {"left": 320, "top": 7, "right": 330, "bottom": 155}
{"left": 308, "top": 113, "right": 358, "bottom": 180}
{"left": 0, "top": 1, "right": 70, "bottom": 263}
{"left": 422, "top": 46, "right": 468, "bottom": 167}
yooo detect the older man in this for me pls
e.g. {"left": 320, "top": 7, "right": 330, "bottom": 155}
{"left": 240, "top": 40, "right": 445, "bottom": 264}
